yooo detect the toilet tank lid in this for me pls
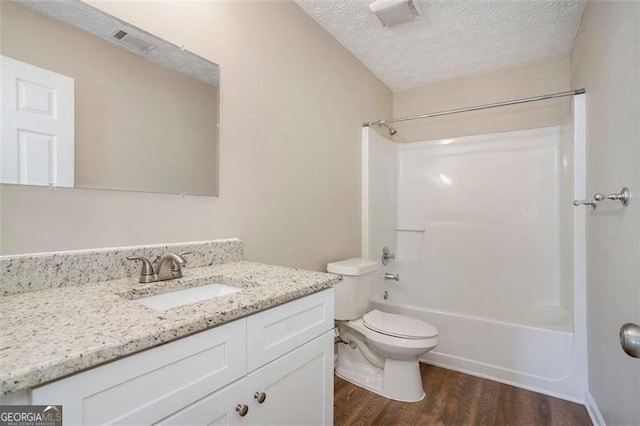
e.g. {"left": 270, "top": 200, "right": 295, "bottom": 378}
{"left": 327, "top": 258, "right": 378, "bottom": 275}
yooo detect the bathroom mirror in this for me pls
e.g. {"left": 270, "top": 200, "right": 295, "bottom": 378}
{"left": 0, "top": 0, "right": 220, "bottom": 196}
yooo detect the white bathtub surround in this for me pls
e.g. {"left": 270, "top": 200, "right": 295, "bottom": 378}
{"left": 0, "top": 244, "right": 338, "bottom": 396}
{"left": 392, "top": 126, "right": 568, "bottom": 326}
{"left": 372, "top": 300, "right": 584, "bottom": 402}
{"left": 585, "top": 390, "right": 605, "bottom": 426}
{"left": 361, "top": 97, "right": 587, "bottom": 402}
{"left": 0, "top": 239, "right": 243, "bottom": 295}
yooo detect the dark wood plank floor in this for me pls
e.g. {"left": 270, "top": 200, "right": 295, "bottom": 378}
{"left": 334, "top": 364, "right": 591, "bottom": 426}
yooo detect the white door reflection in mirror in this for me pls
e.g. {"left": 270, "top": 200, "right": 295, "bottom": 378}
{"left": 1, "top": 55, "right": 74, "bottom": 187}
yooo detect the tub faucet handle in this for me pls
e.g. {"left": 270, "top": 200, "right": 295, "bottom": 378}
{"left": 384, "top": 273, "right": 400, "bottom": 281}
{"left": 382, "top": 246, "right": 395, "bottom": 265}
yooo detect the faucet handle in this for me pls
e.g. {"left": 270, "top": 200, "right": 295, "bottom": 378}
{"left": 126, "top": 256, "right": 156, "bottom": 283}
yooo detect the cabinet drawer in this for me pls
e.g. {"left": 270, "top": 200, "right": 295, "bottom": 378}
{"left": 246, "top": 289, "right": 334, "bottom": 371}
{"left": 32, "top": 319, "right": 246, "bottom": 425}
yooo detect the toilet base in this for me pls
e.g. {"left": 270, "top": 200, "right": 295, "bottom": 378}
{"left": 336, "top": 367, "right": 426, "bottom": 403}
{"left": 336, "top": 338, "right": 426, "bottom": 402}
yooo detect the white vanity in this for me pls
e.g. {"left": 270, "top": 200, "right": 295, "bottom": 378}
{"left": 32, "top": 289, "right": 334, "bottom": 425}
{"left": 0, "top": 240, "right": 338, "bottom": 425}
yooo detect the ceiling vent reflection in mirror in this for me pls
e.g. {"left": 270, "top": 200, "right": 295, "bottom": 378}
{"left": 13, "top": 0, "right": 218, "bottom": 86}
{"left": 112, "top": 29, "right": 157, "bottom": 55}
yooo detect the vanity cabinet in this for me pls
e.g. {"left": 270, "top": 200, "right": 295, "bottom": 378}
{"left": 31, "top": 289, "right": 334, "bottom": 425}
{"left": 160, "top": 331, "right": 333, "bottom": 425}
{"left": 32, "top": 319, "right": 247, "bottom": 425}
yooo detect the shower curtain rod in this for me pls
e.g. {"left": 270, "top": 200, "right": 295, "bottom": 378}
{"left": 363, "top": 88, "right": 585, "bottom": 127}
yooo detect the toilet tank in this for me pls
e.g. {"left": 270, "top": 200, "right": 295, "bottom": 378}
{"left": 327, "top": 258, "right": 378, "bottom": 320}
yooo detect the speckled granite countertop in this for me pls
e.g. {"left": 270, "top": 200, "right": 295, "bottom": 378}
{"left": 0, "top": 261, "right": 339, "bottom": 396}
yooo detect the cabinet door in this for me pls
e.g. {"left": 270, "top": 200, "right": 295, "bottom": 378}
{"left": 157, "top": 379, "right": 249, "bottom": 426}
{"left": 246, "top": 330, "right": 334, "bottom": 425}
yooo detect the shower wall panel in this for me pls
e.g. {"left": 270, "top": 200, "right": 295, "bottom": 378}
{"left": 393, "top": 127, "right": 566, "bottom": 327}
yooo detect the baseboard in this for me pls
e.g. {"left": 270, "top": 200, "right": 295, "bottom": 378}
{"left": 585, "top": 391, "right": 605, "bottom": 426}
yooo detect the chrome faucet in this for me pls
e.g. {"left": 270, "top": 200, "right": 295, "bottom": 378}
{"left": 384, "top": 272, "right": 399, "bottom": 281}
{"left": 127, "top": 252, "right": 191, "bottom": 283}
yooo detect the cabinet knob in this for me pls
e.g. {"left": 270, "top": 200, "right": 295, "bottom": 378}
{"left": 254, "top": 392, "right": 267, "bottom": 404}
{"left": 235, "top": 404, "right": 249, "bottom": 417}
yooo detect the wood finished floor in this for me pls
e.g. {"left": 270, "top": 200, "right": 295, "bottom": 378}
{"left": 334, "top": 364, "right": 591, "bottom": 426}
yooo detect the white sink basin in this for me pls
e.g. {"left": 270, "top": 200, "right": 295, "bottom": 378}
{"left": 134, "top": 283, "right": 241, "bottom": 310}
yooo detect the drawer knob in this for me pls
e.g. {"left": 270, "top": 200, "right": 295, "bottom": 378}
{"left": 254, "top": 392, "right": 267, "bottom": 404}
{"left": 236, "top": 404, "right": 249, "bottom": 417}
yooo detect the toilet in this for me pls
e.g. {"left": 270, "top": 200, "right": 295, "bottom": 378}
{"left": 328, "top": 258, "right": 438, "bottom": 402}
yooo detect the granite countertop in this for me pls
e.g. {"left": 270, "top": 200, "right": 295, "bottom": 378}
{"left": 0, "top": 261, "right": 339, "bottom": 396}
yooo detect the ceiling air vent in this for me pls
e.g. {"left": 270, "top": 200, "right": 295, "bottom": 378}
{"left": 369, "top": 0, "right": 422, "bottom": 28}
{"left": 111, "top": 29, "right": 157, "bottom": 54}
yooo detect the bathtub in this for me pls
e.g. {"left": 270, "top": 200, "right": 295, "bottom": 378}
{"left": 370, "top": 299, "right": 586, "bottom": 403}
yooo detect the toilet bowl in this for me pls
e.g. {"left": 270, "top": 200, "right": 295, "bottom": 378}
{"left": 328, "top": 258, "right": 439, "bottom": 402}
{"left": 336, "top": 309, "right": 438, "bottom": 402}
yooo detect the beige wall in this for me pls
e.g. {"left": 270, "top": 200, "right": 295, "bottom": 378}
{"left": 392, "top": 57, "right": 571, "bottom": 142}
{"left": 571, "top": 2, "right": 640, "bottom": 424}
{"left": 0, "top": 1, "right": 392, "bottom": 270}
{"left": 1, "top": 1, "right": 219, "bottom": 196}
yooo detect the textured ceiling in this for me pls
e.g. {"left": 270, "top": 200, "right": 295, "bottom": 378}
{"left": 295, "top": 0, "right": 586, "bottom": 91}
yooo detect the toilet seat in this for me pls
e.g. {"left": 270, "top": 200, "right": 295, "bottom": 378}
{"left": 363, "top": 310, "right": 438, "bottom": 339}
{"left": 345, "top": 318, "right": 437, "bottom": 351}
